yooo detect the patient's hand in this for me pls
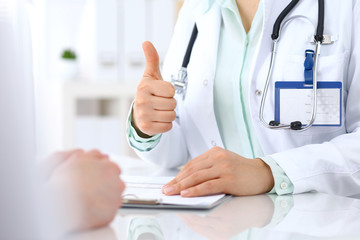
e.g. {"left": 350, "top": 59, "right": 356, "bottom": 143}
{"left": 43, "top": 150, "right": 125, "bottom": 233}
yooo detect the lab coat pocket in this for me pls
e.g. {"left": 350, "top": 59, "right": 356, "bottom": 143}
{"left": 276, "top": 52, "right": 349, "bottom": 83}
{"left": 317, "top": 53, "right": 349, "bottom": 82}
{"left": 289, "top": 125, "right": 346, "bottom": 142}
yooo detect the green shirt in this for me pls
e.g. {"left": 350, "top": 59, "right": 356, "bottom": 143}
{"left": 127, "top": 0, "right": 293, "bottom": 195}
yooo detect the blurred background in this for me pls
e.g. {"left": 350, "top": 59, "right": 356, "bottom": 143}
{"left": 30, "top": 0, "right": 183, "bottom": 159}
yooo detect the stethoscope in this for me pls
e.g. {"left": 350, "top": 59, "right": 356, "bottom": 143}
{"left": 171, "top": 0, "right": 328, "bottom": 131}
{"left": 171, "top": 24, "right": 198, "bottom": 100}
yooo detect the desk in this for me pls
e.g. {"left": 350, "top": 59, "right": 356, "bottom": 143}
{"left": 68, "top": 156, "right": 360, "bottom": 240}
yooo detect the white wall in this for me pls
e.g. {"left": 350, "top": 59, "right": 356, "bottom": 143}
{"left": 43, "top": 0, "right": 177, "bottom": 82}
{"left": 121, "top": 0, "right": 176, "bottom": 81}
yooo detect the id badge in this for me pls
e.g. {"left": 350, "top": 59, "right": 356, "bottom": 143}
{"left": 274, "top": 81, "right": 342, "bottom": 127}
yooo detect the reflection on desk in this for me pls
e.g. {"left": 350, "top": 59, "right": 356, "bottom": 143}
{"left": 111, "top": 193, "right": 360, "bottom": 240}
{"left": 68, "top": 156, "right": 360, "bottom": 240}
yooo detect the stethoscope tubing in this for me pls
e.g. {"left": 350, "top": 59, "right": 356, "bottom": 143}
{"left": 259, "top": 41, "right": 321, "bottom": 131}
{"left": 259, "top": 0, "right": 325, "bottom": 131}
{"left": 259, "top": 14, "right": 319, "bottom": 131}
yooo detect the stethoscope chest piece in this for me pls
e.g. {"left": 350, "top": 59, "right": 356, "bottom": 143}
{"left": 171, "top": 67, "right": 188, "bottom": 100}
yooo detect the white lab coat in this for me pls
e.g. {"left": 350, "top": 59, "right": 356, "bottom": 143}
{"left": 132, "top": 0, "right": 360, "bottom": 196}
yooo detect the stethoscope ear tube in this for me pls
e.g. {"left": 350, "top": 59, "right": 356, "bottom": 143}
{"left": 315, "top": 0, "right": 325, "bottom": 43}
{"left": 271, "top": 0, "right": 300, "bottom": 40}
{"left": 182, "top": 25, "right": 198, "bottom": 68}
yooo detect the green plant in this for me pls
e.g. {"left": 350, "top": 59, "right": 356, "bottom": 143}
{"left": 61, "top": 49, "right": 77, "bottom": 60}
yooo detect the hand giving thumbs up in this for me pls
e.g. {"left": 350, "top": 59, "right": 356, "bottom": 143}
{"left": 132, "top": 42, "right": 177, "bottom": 137}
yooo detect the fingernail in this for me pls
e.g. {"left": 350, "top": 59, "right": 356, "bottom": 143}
{"left": 181, "top": 190, "right": 189, "bottom": 197}
{"left": 161, "top": 185, "right": 167, "bottom": 193}
{"left": 163, "top": 185, "right": 174, "bottom": 194}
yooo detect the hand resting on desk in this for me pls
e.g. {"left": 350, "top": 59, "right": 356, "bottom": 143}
{"left": 162, "top": 147, "right": 274, "bottom": 197}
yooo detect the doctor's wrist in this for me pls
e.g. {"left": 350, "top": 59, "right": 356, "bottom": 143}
{"left": 254, "top": 158, "right": 275, "bottom": 193}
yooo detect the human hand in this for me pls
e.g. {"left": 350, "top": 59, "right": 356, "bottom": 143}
{"left": 38, "top": 149, "right": 81, "bottom": 181}
{"left": 162, "top": 147, "right": 274, "bottom": 197}
{"left": 46, "top": 150, "right": 125, "bottom": 232}
{"left": 132, "top": 41, "right": 177, "bottom": 137}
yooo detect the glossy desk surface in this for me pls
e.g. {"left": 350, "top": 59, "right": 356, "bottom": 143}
{"left": 68, "top": 156, "right": 360, "bottom": 240}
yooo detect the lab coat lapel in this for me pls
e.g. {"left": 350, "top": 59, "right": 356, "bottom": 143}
{"left": 185, "top": 4, "right": 224, "bottom": 149}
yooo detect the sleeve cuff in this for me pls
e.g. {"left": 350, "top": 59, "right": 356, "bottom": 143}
{"left": 261, "top": 156, "right": 294, "bottom": 195}
{"left": 126, "top": 102, "right": 162, "bottom": 152}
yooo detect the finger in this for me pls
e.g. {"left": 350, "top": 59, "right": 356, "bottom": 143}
{"left": 46, "top": 149, "right": 83, "bottom": 168}
{"left": 107, "top": 161, "right": 121, "bottom": 175}
{"left": 151, "top": 96, "right": 177, "bottom": 111}
{"left": 163, "top": 156, "right": 211, "bottom": 193}
{"left": 166, "top": 153, "right": 210, "bottom": 185}
{"left": 87, "top": 149, "right": 106, "bottom": 159}
{"left": 118, "top": 180, "right": 126, "bottom": 208}
{"left": 135, "top": 109, "right": 174, "bottom": 123}
{"left": 68, "top": 149, "right": 85, "bottom": 159}
{"left": 137, "top": 122, "right": 173, "bottom": 136}
{"left": 151, "top": 110, "right": 177, "bottom": 123}
{"left": 180, "top": 179, "right": 225, "bottom": 197}
{"left": 142, "top": 41, "right": 163, "bottom": 80}
{"left": 39, "top": 149, "right": 84, "bottom": 181}
{"left": 59, "top": 149, "right": 84, "bottom": 159}
{"left": 147, "top": 80, "right": 175, "bottom": 98}
{"left": 163, "top": 167, "right": 219, "bottom": 195}
{"left": 50, "top": 149, "right": 84, "bottom": 162}
{"left": 119, "top": 177, "right": 126, "bottom": 191}
{"left": 137, "top": 80, "right": 175, "bottom": 98}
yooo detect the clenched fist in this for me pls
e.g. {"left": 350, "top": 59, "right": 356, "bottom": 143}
{"left": 132, "top": 41, "right": 177, "bottom": 137}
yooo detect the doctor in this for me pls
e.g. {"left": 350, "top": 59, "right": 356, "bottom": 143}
{"left": 127, "top": 0, "right": 360, "bottom": 197}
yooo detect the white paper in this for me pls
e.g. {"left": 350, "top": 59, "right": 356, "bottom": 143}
{"left": 279, "top": 88, "right": 340, "bottom": 125}
{"left": 122, "top": 176, "right": 226, "bottom": 207}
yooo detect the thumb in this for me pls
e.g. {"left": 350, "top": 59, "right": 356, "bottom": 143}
{"left": 142, "top": 41, "right": 163, "bottom": 80}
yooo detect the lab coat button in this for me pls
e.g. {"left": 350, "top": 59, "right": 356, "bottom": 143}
{"left": 255, "top": 90, "right": 262, "bottom": 96}
{"left": 203, "top": 79, "right": 208, "bottom": 86}
{"left": 280, "top": 182, "right": 288, "bottom": 190}
{"left": 211, "top": 140, "right": 216, "bottom": 146}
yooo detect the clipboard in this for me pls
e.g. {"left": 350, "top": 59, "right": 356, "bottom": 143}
{"left": 122, "top": 194, "right": 232, "bottom": 210}
{"left": 121, "top": 176, "right": 232, "bottom": 210}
